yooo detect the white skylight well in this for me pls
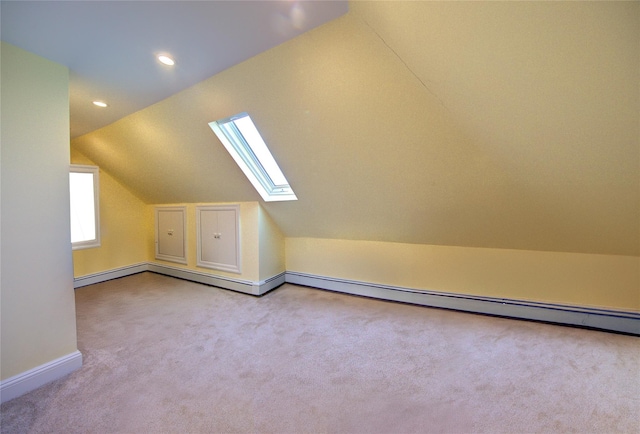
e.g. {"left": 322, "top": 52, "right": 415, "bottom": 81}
{"left": 209, "top": 113, "right": 297, "bottom": 202}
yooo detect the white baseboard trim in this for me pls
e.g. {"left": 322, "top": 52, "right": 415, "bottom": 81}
{"left": 73, "top": 262, "right": 286, "bottom": 296}
{"left": 73, "top": 264, "right": 638, "bottom": 334}
{"left": 253, "top": 272, "right": 287, "bottom": 296}
{"left": 285, "top": 271, "right": 640, "bottom": 335}
{"left": 148, "top": 263, "right": 285, "bottom": 296}
{"left": 74, "top": 263, "right": 148, "bottom": 288}
{"left": 0, "top": 350, "right": 83, "bottom": 404}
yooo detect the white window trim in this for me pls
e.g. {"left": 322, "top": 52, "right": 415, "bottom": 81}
{"left": 70, "top": 164, "right": 100, "bottom": 250}
{"left": 209, "top": 113, "right": 297, "bottom": 202}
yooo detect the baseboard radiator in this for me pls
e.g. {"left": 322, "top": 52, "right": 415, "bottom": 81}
{"left": 73, "top": 262, "right": 285, "bottom": 296}
{"left": 73, "top": 263, "right": 639, "bottom": 335}
{"left": 285, "top": 271, "right": 640, "bottom": 336}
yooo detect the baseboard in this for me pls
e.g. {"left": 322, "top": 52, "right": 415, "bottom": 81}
{"left": 148, "top": 263, "right": 285, "bottom": 296}
{"left": 0, "top": 350, "right": 83, "bottom": 404}
{"left": 253, "top": 272, "right": 287, "bottom": 296}
{"left": 73, "top": 264, "right": 638, "bottom": 334}
{"left": 74, "top": 263, "right": 148, "bottom": 288}
{"left": 285, "top": 272, "right": 640, "bottom": 335}
{"left": 74, "top": 262, "right": 285, "bottom": 296}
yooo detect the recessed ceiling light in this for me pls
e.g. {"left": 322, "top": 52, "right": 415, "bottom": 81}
{"left": 92, "top": 101, "right": 108, "bottom": 108}
{"left": 158, "top": 55, "right": 175, "bottom": 66}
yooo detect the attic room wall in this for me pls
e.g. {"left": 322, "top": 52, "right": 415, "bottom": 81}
{"left": 71, "top": 3, "right": 638, "bottom": 257}
{"left": 69, "top": 148, "right": 151, "bottom": 278}
{"left": 151, "top": 202, "right": 261, "bottom": 283}
{"left": 286, "top": 238, "right": 640, "bottom": 312}
{"left": 1, "top": 43, "right": 79, "bottom": 382}
{"left": 70, "top": 3, "right": 638, "bottom": 313}
{"left": 68, "top": 148, "right": 281, "bottom": 283}
{"left": 258, "top": 206, "right": 285, "bottom": 281}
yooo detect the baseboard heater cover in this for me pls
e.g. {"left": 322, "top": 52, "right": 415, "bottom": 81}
{"left": 73, "top": 263, "right": 148, "bottom": 288}
{"left": 147, "top": 263, "right": 285, "bottom": 296}
{"left": 74, "top": 263, "right": 285, "bottom": 296}
{"left": 285, "top": 271, "right": 640, "bottom": 335}
{"left": 0, "top": 350, "right": 83, "bottom": 404}
{"left": 72, "top": 264, "right": 638, "bottom": 334}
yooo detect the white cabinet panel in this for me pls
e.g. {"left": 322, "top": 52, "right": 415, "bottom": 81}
{"left": 197, "top": 205, "right": 240, "bottom": 273}
{"left": 214, "top": 209, "right": 238, "bottom": 267}
{"left": 199, "top": 210, "right": 218, "bottom": 263}
{"left": 155, "top": 206, "right": 187, "bottom": 264}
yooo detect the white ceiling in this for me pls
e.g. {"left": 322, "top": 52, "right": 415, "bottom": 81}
{"left": 1, "top": 0, "right": 348, "bottom": 138}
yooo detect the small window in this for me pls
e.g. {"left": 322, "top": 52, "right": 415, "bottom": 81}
{"left": 69, "top": 164, "right": 100, "bottom": 250}
{"left": 209, "top": 113, "right": 297, "bottom": 202}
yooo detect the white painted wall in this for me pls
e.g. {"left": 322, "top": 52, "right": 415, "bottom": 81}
{"left": 1, "top": 42, "right": 79, "bottom": 381}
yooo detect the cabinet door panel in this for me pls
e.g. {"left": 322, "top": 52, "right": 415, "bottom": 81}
{"left": 216, "top": 209, "right": 238, "bottom": 268}
{"left": 196, "top": 205, "right": 241, "bottom": 273}
{"left": 199, "top": 209, "right": 219, "bottom": 264}
{"left": 156, "top": 208, "right": 186, "bottom": 262}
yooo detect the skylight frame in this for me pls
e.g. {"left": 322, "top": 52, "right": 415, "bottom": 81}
{"left": 209, "top": 112, "right": 297, "bottom": 202}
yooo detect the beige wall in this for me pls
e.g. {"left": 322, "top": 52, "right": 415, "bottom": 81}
{"left": 150, "top": 202, "right": 286, "bottom": 283}
{"left": 70, "top": 193, "right": 285, "bottom": 284}
{"left": 1, "top": 42, "right": 78, "bottom": 380}
{"left": 258, "top": 206, "right": 286, "bottom": 281}
{"left": 70, "top": 149, "right": 150, "bottom": 277}
{"left": 63, "top": 2, "right": 639, "bottom": 319}
{"left": 151, "top": 202, "right": 261, "bottom": 282}
{"left": 286, "top": 238, "right": 640, "bottom": 312}
{"left": 71, "top": 3, "right": 639, "bottom": 257}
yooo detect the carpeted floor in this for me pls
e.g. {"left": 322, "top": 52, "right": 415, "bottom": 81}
{"left": 1, "top": 272, "right": 639, "bottom": 433}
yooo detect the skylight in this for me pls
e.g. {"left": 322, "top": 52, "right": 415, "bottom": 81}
{"left": 209, "top": 113, "right": 297, "bottom": 202}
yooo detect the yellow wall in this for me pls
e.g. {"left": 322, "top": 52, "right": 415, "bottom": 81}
{"left": 258, "top": 206, "right": 286, "bottom": 281}
{"left": 70, "top": 148, "right": 151, "bottom": 277}
{"left": 151, "top": 202, "right": 261, "bottom": 282}
{"left": 1, "top": 42, "right": 78, "bottom": 380}
{"left": 286, "top": 238, "right": 640, "bottom": 312}
{"left": 70, "top": 191, "right": 285, "bottom": 284}
{"left": 72, "top": 3, "right": 640, "bottom": 257}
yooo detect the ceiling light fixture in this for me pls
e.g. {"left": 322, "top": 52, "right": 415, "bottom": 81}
{"left": 158, "top": 55, "right": 175, "bottom": 66}
{"left": 92, "top": 101, "right": 108, "bottom": 108}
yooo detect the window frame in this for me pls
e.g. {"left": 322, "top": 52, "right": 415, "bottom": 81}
{"left": 209, "top": 112, "right": 297, "bottom": 202}
{"left": 69, "top": 164, "right": 101, "bottom": 250}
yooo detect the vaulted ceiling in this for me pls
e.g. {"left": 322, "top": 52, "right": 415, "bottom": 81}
{"left": 1, "top": 0, "right": 348, "bottom": 138}
{"left": 8, "top": 1, "right": 640, "bottom": 256}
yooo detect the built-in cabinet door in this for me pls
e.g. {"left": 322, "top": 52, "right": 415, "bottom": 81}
{"left": 155, "top": 206, "right": 187, "bottom": 264}
{"left": 197, "top": 205, "right": 240, "bottom": 273}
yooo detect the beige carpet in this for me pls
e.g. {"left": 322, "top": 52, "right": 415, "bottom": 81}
{"left": 1, "top": 272, "right": 638, "bottom": 433}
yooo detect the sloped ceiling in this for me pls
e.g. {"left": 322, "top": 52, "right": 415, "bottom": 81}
{"left": 1, "top": 0, "right": 348, "bottom": 138}
{"left": 71, "top": 1, "right": 640, "bottom": 257}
